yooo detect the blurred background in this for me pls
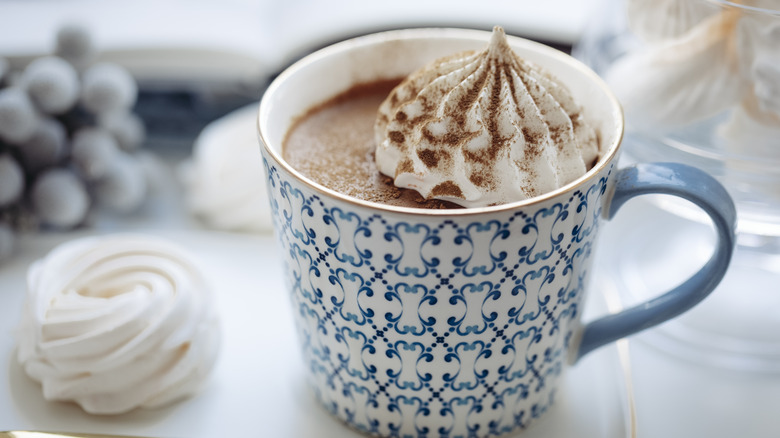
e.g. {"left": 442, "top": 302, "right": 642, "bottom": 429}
{"left": 0, "top": 0, "right": 596, "bottom": 153}
{"left": 2, "top": 1, "right": 780, "bottom": 437}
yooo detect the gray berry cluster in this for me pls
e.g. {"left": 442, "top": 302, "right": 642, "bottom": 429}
{"left": 0, "top": 25, "right": 157, "bottom": 265}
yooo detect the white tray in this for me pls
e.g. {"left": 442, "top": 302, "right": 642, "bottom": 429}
{"left": 0, "top": 229, "right": 635, "bottom": 438}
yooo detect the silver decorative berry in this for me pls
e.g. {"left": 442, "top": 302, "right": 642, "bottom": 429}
{"left": 0, "top": 87, "right": 38, "bottom": 143}
{"left": 94, "top": 153, "right": 147, "bottom": 213}
{"left": 21, "top": 56, "right": 80, "bottom": 114}
{"left": 70, "top": 127, "right": 120, "bottom": 180}
{"left": 0, "top": 222, "right": 14, "bottom": 265}
{"left": 32, "top": 168, "right": 90, "bottom": 229}
{"left": 81, "top": 63, "right": 137, "bottom": 115}
{"left": 55, "top": 24, "right": 96, "bottom": 70}
{"left": 19, "top": 117, "right": 67, "bottom": 173}
{"left": 0, "top": 154, "right": 25, "bottom": 207}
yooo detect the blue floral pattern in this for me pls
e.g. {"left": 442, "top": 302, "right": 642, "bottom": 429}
{"left": 264, "top": 156, "right": 613, "bottom": 438}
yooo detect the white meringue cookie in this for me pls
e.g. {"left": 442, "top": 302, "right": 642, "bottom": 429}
{"left": 613, "top": 0, "right": 780, "bottom": 144}
{"left": 374, "top": 26, "right": 599, "bottom": 207}
{"left": 180, "top": 104, "right": 273, "bottom": 233}
{"left": 606, "top": 10, "right": 747, "bottom": 130}
{"left": 16, "top": 234, "right": 220, "bottom": 415}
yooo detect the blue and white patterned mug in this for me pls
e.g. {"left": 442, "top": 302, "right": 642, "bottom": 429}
{"left": 257, "top": 29, "right": 736, "bottom": 438}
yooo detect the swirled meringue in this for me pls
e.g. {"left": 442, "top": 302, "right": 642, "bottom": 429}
{"left": 606, "top": 10, "right": 747, "bottom": 129}
{"left": 374, "top": 26, "right": 599, "bottom": 208}
{"left": 16, "top": 234, "right": 220, "bottom": 415}
{"left": 610, "top": 0, "right": 780, "bottom": 141}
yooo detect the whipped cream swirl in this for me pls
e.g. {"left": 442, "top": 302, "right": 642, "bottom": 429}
{"left": 375, "top": 26, "right": 599, "bottom": 208}
{"left": 16, "top": 234, "right": 220, "bottom": 415}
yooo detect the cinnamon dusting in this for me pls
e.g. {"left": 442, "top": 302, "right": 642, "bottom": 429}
{"left": 417, "top": 149, "right": 439, "bottom": 168}
{"left": 430, "top": 181, "right": 463, "bottom": 198}
{"left": 389, "top": 131, "right": 405, "bottom": 144}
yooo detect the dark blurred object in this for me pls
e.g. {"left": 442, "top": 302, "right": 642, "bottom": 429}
{"left": 134, "top": 82, "right": 263, "bottom": 154}
{"left": 95, "top": 47, "right": 269, "bottom": 155}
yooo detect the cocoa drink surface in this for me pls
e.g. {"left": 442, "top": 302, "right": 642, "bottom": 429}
{"left": 282, "top": 79, "right": 461, "bottom": 210}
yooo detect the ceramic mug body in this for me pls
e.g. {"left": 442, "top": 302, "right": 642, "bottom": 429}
{"left": 258, "top": 29, "right": 736, "bottom": 438}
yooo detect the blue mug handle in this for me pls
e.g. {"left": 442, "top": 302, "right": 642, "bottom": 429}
{"left": 573, "top": 162, "right": 737, "bottom": 362}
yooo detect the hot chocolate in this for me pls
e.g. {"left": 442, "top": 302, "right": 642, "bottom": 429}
{"left": 283, "top": 79, "right": 461, "bottom": 209}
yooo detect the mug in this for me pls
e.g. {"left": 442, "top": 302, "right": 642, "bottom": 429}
{"left": 257, "top": 28, "right": 736, "bottom": 438}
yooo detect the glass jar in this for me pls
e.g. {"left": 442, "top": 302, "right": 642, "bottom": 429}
{"left": 575, "top": 0, "right": 780, "bottom": 373}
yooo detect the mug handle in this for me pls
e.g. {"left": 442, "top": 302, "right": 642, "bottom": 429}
{"left": 572, "top": 162, "right": 737, "bottom": 362}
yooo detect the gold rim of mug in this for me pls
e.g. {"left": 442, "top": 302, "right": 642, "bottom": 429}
{"left": 257, "top": 27, "right": 625, "bottom": 217}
